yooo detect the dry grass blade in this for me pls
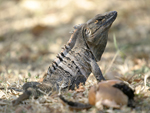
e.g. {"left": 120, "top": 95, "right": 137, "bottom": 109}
{"left": 104, "top": 50, "right": 119, "bottom": 75}
{"left": 144, "top": 72, "right": 150, "bottom": 87}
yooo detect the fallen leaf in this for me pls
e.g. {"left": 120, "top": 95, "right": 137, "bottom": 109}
{"left": 0, "top": 90, "right": 5, "bottom": 98}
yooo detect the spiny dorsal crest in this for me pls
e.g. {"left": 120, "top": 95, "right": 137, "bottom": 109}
{"left": 69, "top": 24, "right": 82, "bottom": 34}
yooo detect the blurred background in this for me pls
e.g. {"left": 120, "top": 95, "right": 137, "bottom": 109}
{"left": 0, "top": 0, "right": 150, "bottom": 83}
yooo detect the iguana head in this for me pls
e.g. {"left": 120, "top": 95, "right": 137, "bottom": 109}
{"left": 83, "top": 11, "right": 117, "bottom": 61}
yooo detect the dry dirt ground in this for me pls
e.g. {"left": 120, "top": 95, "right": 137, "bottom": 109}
{"left": 0, "top": 0, "right": 150, "bottom": 113}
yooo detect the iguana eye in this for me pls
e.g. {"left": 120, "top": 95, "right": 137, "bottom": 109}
{"left": 85, "top": 28, "right": 91, "bottom": 35}
{"left": 97, "top": 18, "right": 103, "bottom": 21}
{"left": 95, "top": 18, "right": 104, "bottom": 23}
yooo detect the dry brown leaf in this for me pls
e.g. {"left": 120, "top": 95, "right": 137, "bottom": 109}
{"left": 133, "top": 78, "right": 142, "bottom": 83}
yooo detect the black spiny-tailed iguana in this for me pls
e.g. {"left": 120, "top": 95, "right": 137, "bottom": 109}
{"left": 12, "top": 11, "right": 117, "bottom": 105}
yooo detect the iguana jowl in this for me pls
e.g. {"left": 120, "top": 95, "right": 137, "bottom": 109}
{"left": 12, "top": 11, "right": 117, "bottom": 105}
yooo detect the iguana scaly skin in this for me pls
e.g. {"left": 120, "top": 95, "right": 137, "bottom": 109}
{"left": 12, "top": 11, "right": 117, "bottom": 105}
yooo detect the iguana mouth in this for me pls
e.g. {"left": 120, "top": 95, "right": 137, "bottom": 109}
{"left": 103, "top": 11, "right": 117, "bottom": 26}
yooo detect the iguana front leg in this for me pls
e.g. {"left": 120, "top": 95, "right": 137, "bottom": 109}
{"left": 90, "top": 58, "right": 105, "bottom": 82}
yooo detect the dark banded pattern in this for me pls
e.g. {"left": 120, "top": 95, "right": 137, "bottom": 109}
{"left": 56, "top": 54, "right": 63, "bottom": 61}
{"left": 47, "top": 43, "right": 82, "bottom": 78}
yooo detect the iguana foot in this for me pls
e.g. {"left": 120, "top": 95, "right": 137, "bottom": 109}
{"left": 12, "top": 82, "right": 52, "bottom": 106}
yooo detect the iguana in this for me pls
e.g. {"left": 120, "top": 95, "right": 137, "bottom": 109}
{"left": 12, "top": 11, "right": 117, "bottom": 105}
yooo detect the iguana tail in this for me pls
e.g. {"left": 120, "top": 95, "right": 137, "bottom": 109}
{"left": 59, "top": 95, "right": 92, "bottom": 110}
